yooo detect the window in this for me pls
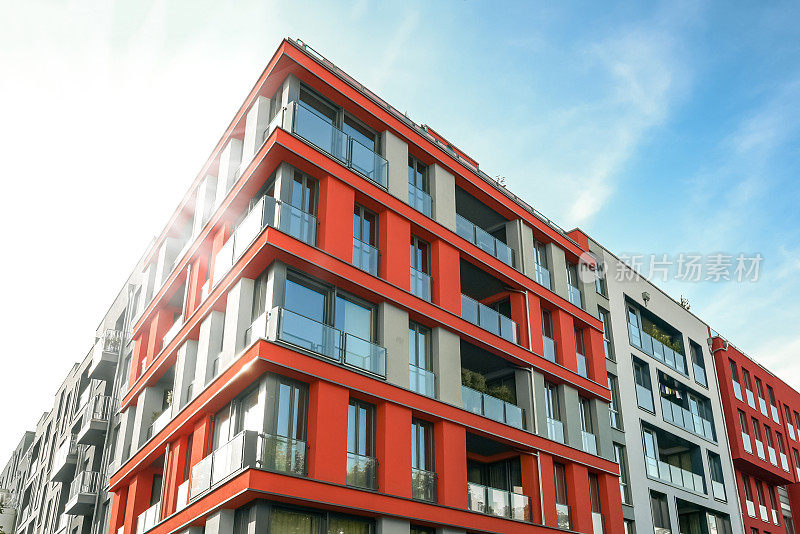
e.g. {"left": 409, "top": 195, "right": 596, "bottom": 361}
{"left": 411, "top": 419, "right": 435, "bottom": 502}
{"left": 533, "top": 239, "right": 551, "bottom": 288}
{"left": 794, "top": 410, "right": 800, "bottom": 431}
{"left": 767, "top": 386, "right": 778, "bottom": 417}
{"left": 755, "top": 480, "right": 767, "bottom": 510}
{"left": 742, "top": 474, "right": 755, "bottom": 512}
{"left": 589, "top": 473, "right": 602, "bottom": 514}
{"left": 650, "top": 491, "right": 671, "bottom": 534}
{"left": 554, "top": 463, "right": 570, "bottom": 529}
{"left": 633, "top": 359, "right": 654, "bottom": 412}
{"left": 150, "top": 474, "right": 163, "bottom": 506}
{"left": 579, "top": 397, "right": 594, "bottom": 434}
{"left": 575, "top": 328, "right": 588, "bottom": 378}
{"left": 545, "top": 381, "right": 564, "bottom": 443}
{"left": 408, "top": 155, "right": 431, "bottom": 216}
{"left": 755, "top": 377, "right": 764, "bottom": 400}
{"left": 614, "top": 443, "right": 631, "bottom": 504}
{"left": 599, "top": 308, "right": 614, "bottom": 361}
{"left": 624, "top": 519, "right": 636, "bottom": 534}
{"left": 708, "top": 451, "right": 726, "bottom": 501}
{"left": 347, "top": 399, "right": 376, "bottom": 489}
{"left": 408, "top": 321, "right": 432, "bottom": 371}
{"left": 541, "top": 309, "right": 556, "bottom": 362}
{"left": 743, "top": 369, "right": 753, "bottom": 392}
{"left": 768, "top": 485, "right": 780, "bottom": 525}
{"left": 353, "top": 204, "right": 378, "bottom": 275}
{"left": 690, "top": 341, "right": 707, "bottom": 387}
{"left": 608, "top": 374, "right": 622, "bottom": 430}
{"left": 411, "top": 528, "right": 435, "bottom": 534}
{"left": 566, "top": 263, "right": 582, "bottom": 307}
{"left": 289, "top": 170, "right": 317, "bottom": 214}
{"left": 410, "top": 236, "right": 430, "bottom": 274}
{"left": 595, "top": 273, "right": 607, "bottom": 296}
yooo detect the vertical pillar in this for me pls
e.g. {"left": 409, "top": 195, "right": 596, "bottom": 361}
{"left": 599, "top": 471, "right": 624, "bottom": 533}
{"left": 205, "top": 509, "right": 235, "bottom": 534}
{"left": 520, "top": 453, "right": 541, "bottom": 524}
{"left": 185, "top": 255, "right": 207, "bottom": 316}
{"left": 131, "top": 333, "right": 148, "bottom": 384}
{"left": 433, "top": 327, "right": 461, "bottom": 406}
{"left": 213, "top": 139, "right": 244, "bottom": 207}
{"left": 122, "top": 472, "right": 154, "bottom": 534}
{"left": 528, "top": 294, "right": 545, "bottom": 356}
{"left": 306, "top": 380, "right": 349, "bottom": 484}
{"left": 561, "top": 385, "right": 582, "bottom": 450}
{"left": 553, "top": 308, "right": 577, "bottom": 370}
{"left": 531, "top": 371, "right": 549, "bottom": 439}
{"left": 163, "top": 437, "right": 188, "bottom": 516}
{"left": 317, "top": 175, "right": 355, "bottom": 262}
{"left": 566, "top": 463, "right": 591, "bottom": 533}
{"left": 194, "top": 311, "right": 226, "bottom": 389}
{"left": 189, "top": 415, "right": 213, "bottom": 467}
{"left": 380, "top": 130, "right": 409, "bottom": 202}
{"left": 546, "top": 243, "right": 569, "bottom": 301}
{"left": 379, "top": 303, "right": 410, "bottom": 389}
{"left": 243, "top": 95, "right": 272, "bottom": 163}
{"left": 434, "top": 421, "right": 467, "bottom": 509}
{"left": 376, "top": 402, "right": 412, "bottom": 498}
{"left": 108, "top": 488, "right": 127, "bottom": 534}
{"left": 220, "top": 277, "right": 254, "bottom": 368}
{"left": 509, "top": 291, "right": 529, "bottom": 349}
{"left": 514, "top": 369, "right": 535, "bottom": 431}
{"left": 588, "top": 327, "right": 607, "bottom": 384}
{"left": 376, "top": 517, "right": 411, "bottom": 534}
{"left": 174, "top": 340, "right": 198, "bottom": 410}
{"left": 538, "top": 452, "right": 557, "bottom": 528}
{"left": 145, "top": 308, "right": 173, "bottom": 366}
{"left": 379, "top": 210, "right": 411, "bottom": 289}
{"left": 131, "top": 385, "right": 166, "bottom": 449}
{"left": 192, "top": 175, "right": 218, "bottom": 236}
{"left": 430, "top": 163, "right": 456, "bottom": 232}
{"left": 431, "top": 240, "right": 461, "bottom": 313}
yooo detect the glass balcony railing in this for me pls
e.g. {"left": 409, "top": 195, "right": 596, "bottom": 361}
{"left": 732, "top": 380, "right": 743, "bottom": 401}
{"left": 460, "top": 294, "right": 518, "bottom": 344}
{"left": 535, "top": 263, "right": 551, "bottom": 289}
{"left": 742, "top": 433, "right": 753, "bottom": 454}
{"left": 788, "top": 423, "right": 797, "bottom": 441}
{"left": 410, "top": 268, "right": 432, "bottom": 302}
{"left": 771, "top": 405, "right": 781, "bottom": 424}
{"left": 175, "top": 480, "right": 189, "bottom": 513}
{"left": 136, "top": 501, "right": 161, "bottom": 534}
{"left": 773, "top": 508, "right": 781, "bottom": 525}
{"left": 258, "top": 433, "right": 306, "bottom": 476}
{"left": 467, "top": 482, "right": 531, "bottom": 522}
{"left": 760, "top": 505, "right": 769, "bottom": 522}
{"left": 755, "top": 439, "right": 765, "bottom": 460}
{"left": 759, "top": 397, "right": 769, "bottom": 417}
{"left": 591, "top": 512, "right": 605, "bottom": 534}
{"left": 190, "top": 431, "right": 249, "bottom": 499}
{"left": 768, "top": 446, "right": 778, "bottom": 466}
{"left": 746, "top": 389, "right": 756, "bottom": 409}
{"left": 455, "top": 214, "right": 514, "bottom": 268}
{"left": 275, "top": 307, "right": 387, "bottom": 377}
{"left": 81, "top": 395, "right": 113, "bottom": 425}
{"left": 644, "top": 455, "right": 706, "bottom": 494}
{"left": 636, "top": 384, "right": 655, "bottom": 413}
{"left": 291, "top": 100, "right": 388, "bottom": 188}
{"left": 547, "top": 417, "right": 565, "bottom": 443}
{"left": 711, "top": 480, "right": 726, "bottom": 501}
{"left": 660, "top": 397, "right": 715, "bottom": 441}
{"left": 161, "top": 315, "right": 183, "bottom": 349}
{"left": 461, "top": 386, "right": 524, "bottom": 429}
{"left": 745, "top": 500, "right": 756, "bottom": 518}
{"left": 412, "top": 468, "right": 437, "bottom": 502}
{"left": 576, "top": 352, "right": 588, "bottom": 378}
{"left": 147, "top": 407, "right": 173, "bottom": 440}
{"left": 627, "top": 322, "right": 688, "bottom": 376}
{"left": 582, "top": 431, "right": 598, "bottom": 455}
{"left": 346, "top": 452, "right": 377, "bottom": 489}
{"left": 409, "top": 364, "right": 435, "bottom": 398}
{"left": 542, "top": 335, "right": 556, "bottom": 362}
{"left": 213, "top": 196, "right": 317, "bottom": 287}
{"left": 693, "top": 364, "right": 707, "bottom": 387}
{"left": 352, "top": 238, "right": 379, "bottom": 276}
{"left": 781, "top": 452, "right": 789, "bottom": 471}
{"left": 567, "top": 285, "right": 582, "bottom": 308}
{"left": 409, "top": 183, "right": 432, "bottom": 217}
{"left": 556, "top": 503, "right": 572, "bottom": 530}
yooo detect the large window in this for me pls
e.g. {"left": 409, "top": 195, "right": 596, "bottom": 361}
{"left": 554, "top": 463, "right": 570, "bottom": 529}
{"left": 545, "top": 381, "right": 564, "bottom": 443}
{"left": 352, "top": 204, "right": 379, "bottom": 275}
{"left": 408, "top": 155, "right": 431, "bottom": 216}
{"left": 541, "top": 309, "right": 556, "bottom": 362}
{"left": 409, "top": 235, "right": 432, "bottom": 301}
{"left": 411, "top": 419, "right": 435, "bottom": 501}
{"left": 599, "top": 308, "right": 614, "bottom": 361}
{"left": 589, "top": 473, "right": 602, "bottom": 515}
{"left": 708, "top": 451, "right": 726, "bottom": 501}
{"left": 267, "top": 506, "right": 373, "bottom": 534}
{"left": 408, "top": 322, "right": 432, "bottom": 370}
{"left": 633, "top": 358, "right": 654, "bottom": 412}
{"left": 614, "top": 444, "right": 631, "bottom": 505}
{"left": 650, "top": 492, "right": 671, "bottom": 534}
{"left": 690, "top": 341, "right": 707, "bottom": 387}
{"left": 347, "top": 399, "right": 377, "bottom": 489}
{"left": 608, "top": 374, "right": 622, "bottom": 430}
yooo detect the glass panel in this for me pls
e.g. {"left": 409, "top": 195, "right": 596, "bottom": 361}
{"left": 278, "top": 202, "right": 317, "bottom": 245}
{"left": 346, "top": 452, "right": 377, "bottom": 489}
{"left": 259, "top": 434, "right": 306, "bottom": 476}
{"left": 279, "top": 308, "right": 340, "bottom": 361}
{"left": 269, "top": 508, "right": 321, "bottom": 534}
{"left": 410, "top": 268, "right": 432, "bottom": 302}
{"left": 409, "top": 364, "right": 435, "bottom": 398}
{"left": 352, "top": 237, "right": 379, "bottom": 276}
{"left": 293, "top": 100, "right": 346, "bottom": 160}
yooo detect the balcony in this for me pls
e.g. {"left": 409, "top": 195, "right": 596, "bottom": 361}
{"left": 581, "top": 431, "right": 598, "bottom": 455}
{"left": 591, "top": 512, "right": 605, "bottom": 534}
{"left": 147, "top": 407, "right": 173, "bottom": 441}
{"left": 460, "top": 294, "right": 518, "bottom": 344}
{"left": 409, "top": 183, "right": 432, "bottom": 217}
{"left": 628, "top": 320, "right": 688, "bottom": 376}
{"left": 64, "top": 471, "right": 100, "bottom": 516}
{"left": 576, "top": 352, "right": 588, "bottom": 378}
{"left": 258, "top": 433, "right": 307, "bottom": 476}
{"left": 732, "top": 380, "right": 743, "bottom": 401}
{"left": 76, "top": 395, "right": 113, "bottom": 445}
{"left": 542, "top": 335, "right": 556, "bottom": 363}
{"left": 175, "top": 480, "right": 189, "bottom": 513}
{"left": 291, "top": 100, "right": 388, "bottom": 188}
{"left": 213, "top": 195, "right": 317, "bottom": 287}
{"left": 742, "top": 433, "right": 753, "bottom": 454}
{"left": 161, "top": 315, "right": 184, "bottom": 349}
{"left": 190, "top": 431, "right": 259, "bottom": 499}
{"left": 456, "top": 214, "right": 514, "bottom": 268}
{"left": 88, "top": 329, "right": 125, "bottom": 381}
{"left": 352, "top": 238, "right": 379, "bottom": 276}
{"left": 264, "top": 307, "right": 387, "bottom": 377}
{"left": 535, "top": 263, "right": 551, "bottom": 289}
{"left": 771, "top": 405, "right": 781, "bottom": 424}
{"left": 660, "top": 397, "right": 715, "bottom": 441}
{"left": 567, "top": 285, "right": 582, "bottom": 308}
{"left": 409, "top": 364, "right": 435, "bottom": 398}
{"left": 346, "top": 452, "right": 377, "bottom": 489}
{"left": 556, "top": 503, "right": 571, "bottom": 530}
{"left": 136, "top": 501, "right": 161, "bottom": 534}
{"left": 50, "top": 436, "right": 78, "bottom": 482}
{"left": 644, "top": 456, "right": 705, "bottom": 494}
{"left": 412, "top": 468, "right": 437, "bottom": 502}
{"left": 410, "top": 267, "right": 432, "bottom": 302}
{"left": 467, "top": 482, "right": 530, "bottom": 522}
{"left": 547, "top": 417, "right": 565, "bottom": 443}
{"left": 461, "top": 386, "right": 524, "bottom": 429}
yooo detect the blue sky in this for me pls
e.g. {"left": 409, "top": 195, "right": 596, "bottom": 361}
{"left": 1, "top": 0, "right": 799, "bottom": 457}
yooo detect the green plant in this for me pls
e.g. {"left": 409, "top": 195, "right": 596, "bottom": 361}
{"left": 487, "top": 384, "right": 514, "bottom": 404}
{"left": 461, "top": 368, "right": 487, "bottom": 392}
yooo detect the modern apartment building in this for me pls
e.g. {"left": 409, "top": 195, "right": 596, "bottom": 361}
{"left": 712, "top": 337, "right": 800, "bottom": 534}
{"left": 591, "top": 242, "right": 743, "bottom": 534}
{"left": 102, "top": 38, "right": 624, "bottom": 534}
{"left": 0, "top": 260, "right": 142, "bottom": 534}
